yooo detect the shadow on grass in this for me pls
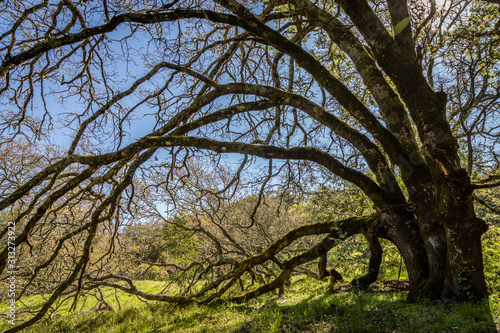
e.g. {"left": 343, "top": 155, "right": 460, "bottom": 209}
{"left": 5, "top": 285, "right": 498, "bottom": 332}
{"left": 235, "top": 288, "right": 499, "bottom": 333}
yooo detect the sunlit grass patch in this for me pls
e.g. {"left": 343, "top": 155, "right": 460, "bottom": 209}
{"left": 1, "top": 275, "right": 498, "bottom": 332}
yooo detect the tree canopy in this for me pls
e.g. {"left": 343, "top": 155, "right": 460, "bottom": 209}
{"left": 0, "top": 0, "right": 499, "bottom": 331}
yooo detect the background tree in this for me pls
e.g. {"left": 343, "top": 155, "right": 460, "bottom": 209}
{"left": 0, "top": 0, "right": 499, "bottom": 331}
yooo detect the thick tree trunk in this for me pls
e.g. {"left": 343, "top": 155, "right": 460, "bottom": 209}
{"left": 377, "top": 211, "right": 429, "bottom": 301}
{"left": 398, "top": 160, "right": 449, "bottom": 300}
{"left": 439, "top": 171, "right": 489, "bottom": 300}
{"left": 375, "top": 189, "right": 488, "bottom": 302}
{"left": 416, "top": 228, "right": 448, "bottom": 300}
{"left": 388, "top": 170, "right": 489, "bottom": 302}
{"left": 444, "top": 218, "right": 488, "bottom": 301}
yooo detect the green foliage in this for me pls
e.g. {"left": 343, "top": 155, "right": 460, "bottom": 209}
{"left": 303, "top": 185, "right": 373, "bottom": 223}
{"left": 483, "top": 225, "right": 500, "bottom": 292}
{"left": 1, "top": 222, "right": 499, "bottom": 331}
{"left": 2, "top": 186, "right": 497, "bottom": 331}
{"left": 162, "top": 220, "right": 201, "bottom": 264}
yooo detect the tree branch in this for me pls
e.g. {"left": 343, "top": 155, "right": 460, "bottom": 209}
{"left": 144, "top": 135, "right": 391, "bottom": 206}
{"left": 230, "top": 214, "right": 377, "bottom": 302}
{"left": 0, "top": 9, "right": 246, "bottom": 78}
{"left": 214, "top": 0, "right": 410, "bottom": 165}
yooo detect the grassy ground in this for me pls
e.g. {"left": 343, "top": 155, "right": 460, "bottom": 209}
{"left": 1, "top": 277, "right": 498, "bottom": 333}
{"left": 2, "top": 226, "right": 499, "bottom": 332}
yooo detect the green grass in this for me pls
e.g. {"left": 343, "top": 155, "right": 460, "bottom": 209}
{"left": 0, "top": 280, "right": 167, "bottom": 317}
{"left": 2, "top": 226, "right": 499, "bottom": 332}
{"left": 1, "top": 277, "right": 498, "bottom": 333}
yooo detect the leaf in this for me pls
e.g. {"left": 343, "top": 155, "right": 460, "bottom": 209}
{"left": 394, "top": 17, "right": 411, "bottom": 36}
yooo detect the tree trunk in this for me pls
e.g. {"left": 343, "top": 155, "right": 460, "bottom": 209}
{"left": 384, "top": 170, "right": 490, "bottom": 302}
{"left": 351, "top": 234, "right": 382, "bottom": 288}
{"left": 439, "top": 171, "right": 489, "bottom": 301}
{"left": 377, "top": 211, "right": 429, "bottom": 301}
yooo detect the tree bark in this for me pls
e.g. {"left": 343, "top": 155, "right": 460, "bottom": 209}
{"left": 351, "top": 234, "right": 382, "bottom": 288}
{"left": 439, "top": 173, "right": 489, "bottom": 300}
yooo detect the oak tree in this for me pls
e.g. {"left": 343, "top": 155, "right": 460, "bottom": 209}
{"left": 1, "top": 0, "right": 499, "bottom": 331}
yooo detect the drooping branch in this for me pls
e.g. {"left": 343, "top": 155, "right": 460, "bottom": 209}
{"left": 143, "top": 135, "right": 391, "bottom": 206}
{"left": 79, "top": 214, "right": 377, "bottom": 306}
{"left": 230, "top": 214, "right": 377, "bottom": 302}
{"left": 231, "top": 235, "right": 339, "bottom": 302}
{"left": 85, "top": 274, "right": 195, "bottom": 304}
{"left": 4, "top": 149, "right": 156, "bottom": 333}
